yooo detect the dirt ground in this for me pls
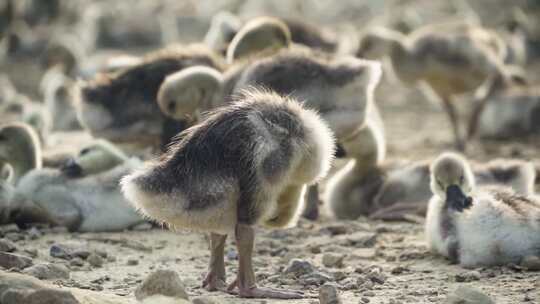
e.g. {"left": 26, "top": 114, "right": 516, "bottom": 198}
{"left": 2, "top": 1, "right": 540, "bottom": 303}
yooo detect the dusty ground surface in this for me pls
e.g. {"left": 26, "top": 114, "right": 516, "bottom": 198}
{"left": 2, "top": 0, "right": 540, "bottom": 303}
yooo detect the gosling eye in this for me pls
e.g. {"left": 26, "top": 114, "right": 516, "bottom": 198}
{"left": 459, "top": 176, "right": 465, "bottom": 185}
{"left": 167, "top": 100, "right": 176, "bottom": 112}
{"left": 79, "top": 148, "right": 91, "bottom": 156}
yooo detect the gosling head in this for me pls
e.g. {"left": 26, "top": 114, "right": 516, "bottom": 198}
{"left": 41, "top": 35, "right": 84, "bottom": 74}
{"left": 204, "top": 11, "right": 242, "bottom": 52}
{"left": 430, "top": 152, "right": 475, "bottom": 212}
{"left": 357, "top": 27, "right": 404, "bottom": 60}
{"left": 0, "top": 123, "right": 42, "bottom": 182}
{"left": 157, "top": 66, "right": 223, "bottom": 122}
{"left": 226, "top": 16, "right": 292, "bottom": 63}
{"left": 61, "top": 139, "right": 128, "bottom": 177}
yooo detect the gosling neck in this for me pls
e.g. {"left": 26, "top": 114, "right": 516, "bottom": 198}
{"left": 379, "top": 30, "right": 408, "bottom": 63}
{"left": 8, "top": 134, "right": 41, "bottom": 183}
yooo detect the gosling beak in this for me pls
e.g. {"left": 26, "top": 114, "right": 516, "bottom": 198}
{"left": 60, "top": 158, "right": 83, "bottom": 178}
{"left": 446, "top": 185, "right": 472, "bottom": 212}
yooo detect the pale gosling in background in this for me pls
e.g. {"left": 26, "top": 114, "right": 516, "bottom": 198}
{"left": 426, "top": 152, "right": 540, "bottom": 268}
{"left": 121, "top": 89, "right": 334, "bottom": 298}
{"left": 40, "top": 65, "right": 82, "bottom": 131}
{"left": 6, "top": 140, "right": 144, "bottom": 231}
{"left": 357, "top": 22, "right": 525, "bottom": 150}
{"left": 477, "top": 85, "right": 540, "bottom": 139}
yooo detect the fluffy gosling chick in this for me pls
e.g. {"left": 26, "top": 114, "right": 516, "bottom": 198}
{"left": 8, "top": 140, "right": 143, "bottom": 231}
{"left": 121, "top": 89, "right": 335, "bottom": 298}
{"left": 426, "top": 152, "right": 540, "bottom": 267}
{"left": 357, "top": 23, "right": 523, "bottom": 150}
{"left": 75, "top": 45, "right": 225, "bottom": 150}
{"left": 324, "top": 100, "right": 386, "bottom": 220}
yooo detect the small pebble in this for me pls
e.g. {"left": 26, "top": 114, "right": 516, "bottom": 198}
{"left": 322, "top": 253, "right": 345, "bottom": 268}
{"left": 87, "top": 253, "right": 104, "bottom": 268}
{"left": 135, "top": 269, "right": 189, "bottom": 301}
{"left": 69, "top": 257, "right": 85, "bottom": 267}
{"left": 127, "top": 258, "right": 139, "bottom": 266}
{"left": 455, "top": 270, "right": 480, "bottom": 282}
{"left": 319, "top": 283, "right": 342, "bottom": 304}
{"left": 367, "top": 268, "right": 386, "bottom": 284}
{"left": 0, "top": 252, "right": 33, "bottom": 269}
{"left": 23, "top": 263, "right": 70, "bottom": 280}
{"left": 0, "top": 238, "right": 16, "bottom": 252}
{"left": 444, "top": 286, "right": 494, "bottom": 304}
{"left": 284, "top": 259, "right": 315, "bottom": 276}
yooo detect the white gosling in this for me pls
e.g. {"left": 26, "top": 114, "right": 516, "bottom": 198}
{"left": 6, "top": 140, "right": 144, "bottom": 232}
{"left": 426, "top": 152, "right": 540, "bottom": 268}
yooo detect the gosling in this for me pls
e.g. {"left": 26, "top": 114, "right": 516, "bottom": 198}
{"left": 7, "top": 140, "right": 144, "bottom": 232}
{"left": 75, "top": 44, "right": 225, "bottom": 150}
{"left": 121, "top": 89, "right": 335, "bottom": 298}
{"left": 426, "top": 152, "right": 540, "bottom": 267}
{"left": 357, "top": 22, "right": 523, "bottom": 150}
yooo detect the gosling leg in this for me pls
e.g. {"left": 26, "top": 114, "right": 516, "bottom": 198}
{"left": 302, "top": 185, "right": 320, "bottom": 221}
{"left": 369, "top": 201, "right": 427, "bottom": 221}
{"left": 466, "top": 80, "right": 499, "bottom": 141}
{"left": 202, "top": 233, "right": 227, "bottom": 291}
{"left": 441, "top": 97, "right": 465, "bottom": 151}
{"left": 227, "top": 224, "right": 303, "bottom": 299}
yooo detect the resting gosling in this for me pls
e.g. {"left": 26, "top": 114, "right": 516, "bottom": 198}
{"left": 426, "top": 152, "right": 540, "bottom": 267}
{"left": 477, "top": 85, "right": 540, "bottom": 139}
{"left": 121, "top": 89, "right": 335, "bottom": 298}
{"left": 327, "top": 121, "right": 536, "bottom": 221}
{"left": 7, "top": 140, "right": 144, "bottom": 231}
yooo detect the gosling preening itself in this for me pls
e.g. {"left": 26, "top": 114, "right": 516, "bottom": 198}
{"left": 121, "top": 89, "right": 335, "bottom": 298}
{"left": 426, "top": 152, "right": 540, "bottom": 268}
